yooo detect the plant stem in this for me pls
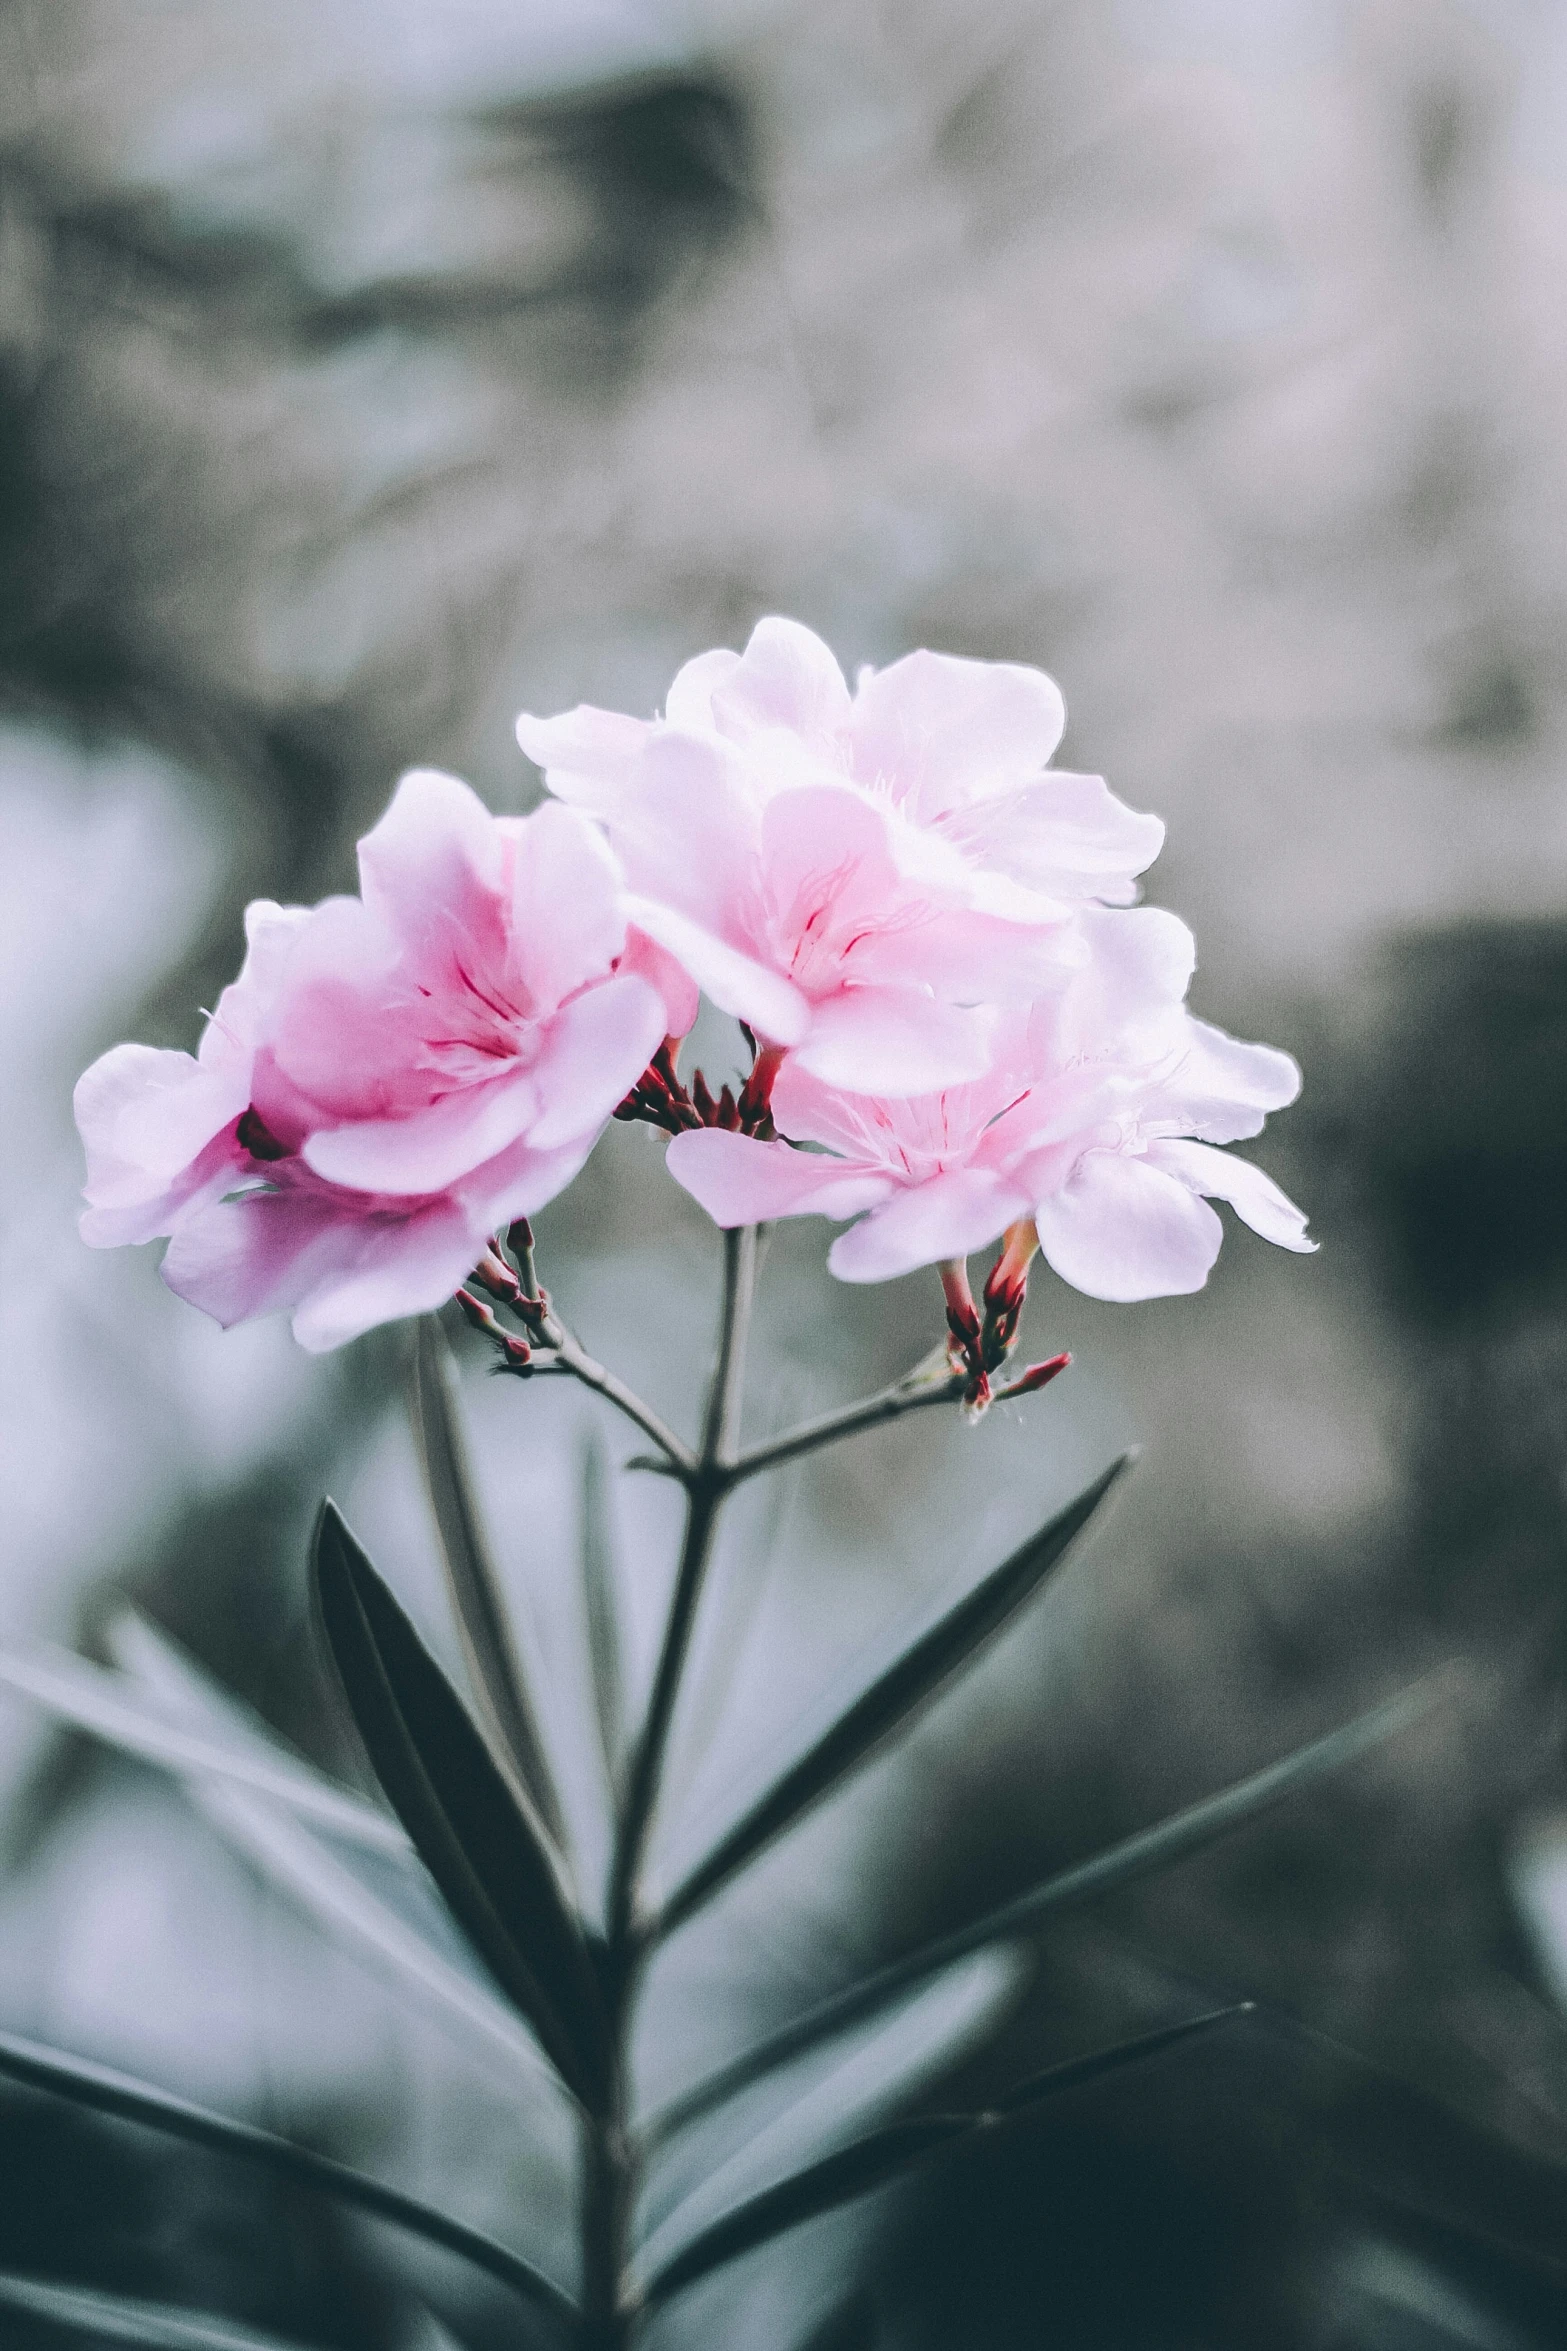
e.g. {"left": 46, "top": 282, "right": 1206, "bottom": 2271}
{"left": 530, "top": 1336, "right": 699, "bottom": 1476}
{"left": 582, "top": 1226, "right": 760, "bottom": 2345}
{"left": 726, "top": 1360, "right": 965, "bottom": 1484}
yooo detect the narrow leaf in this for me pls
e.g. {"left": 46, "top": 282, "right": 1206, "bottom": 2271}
{"left": 989, "top": 2002, "right": 1251, "bottom": 2116}
{"left": 312, "top": 1501, "right": 609, "bottom": 2106}
{"left": 643, "top": 2005, "right": 1246, "bottom": 2306}
{"left": 103, "top": 1613, "right": 559, "bottom": 2084}
{"left": 795, "top": 2293, "right": 878, "bottom": 2351}
{"left": 650, "top": 1672, "right": 1448, "bottom": 2140}
{"left": 0, "top": 1645, "right": 407, "bottom": 1856}
{"left": 410, "top": 1318, "right": 565, "bottom": 1846}
{"left": 641, "top": 2118, "right": 968, "bottom": 2305}
{"left": 0, "top": 2269, "right": 331, "bottom": 2351}
{"left": 656, "top": 1457, "right": 1131, "bottom": 1935}
{"left": 0, "top": 2030, "right": 572, "bottom": 2320}
{"left": 194, "top": 1778, "right": 565, "bottom": 2093}
{"left": 635, "top": 1947, "right": 1023, "bottom": 2261}
{"left": 578, "top": 1429, "right": 625, "bottom": 1801}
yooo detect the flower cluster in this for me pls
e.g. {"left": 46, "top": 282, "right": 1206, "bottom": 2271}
{"left": 75, "top": 776, "right": 669, "bottom": 1349}
{"left": 77, "top": 619, "right": 1310, "bottom": 1358}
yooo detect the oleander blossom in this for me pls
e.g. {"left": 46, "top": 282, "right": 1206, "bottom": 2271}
{"left": 74, "top": 771, "right": 667, "bottom": 1349}
{"left": 666, "top": 907, "right": 1313, "bottom": 1299}
{"left": 517, "top": 616, "right": 1164, "bottom": 1097}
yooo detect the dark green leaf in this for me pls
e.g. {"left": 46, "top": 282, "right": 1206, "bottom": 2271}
{"left": 578, "top": 1429, "right": 625, "bottom": 1802}
{"left": 648, "top": 1672, "right": 1448, "bottom": 2141}
{"left": 410, "top": 1318, "right": 565, "bottom": 1846}
{"left": 989, "top": 2002, "right": 1251, "bottom": 2116}
{"left": 642, "top": 2117, "right": 968, "bottom": 2305}
{"left": 656, "top": 1457, "right": 1131, "bottom": 1936}
{"left": 0, "top": 2269, "right": 329, "bottom": 2350}
{"left": 0, "top": 2029, "right": 572, "bottom": 2321}
{"left": 643, "top": 2005, "right": 1247, "bottom": 2307}
{"left": 104, "top": 1613, "right": 556, "bottom": 2087}
{"left": 636, "top": 1949, "right": 1021, "bottom": 2261}
{"left": 794, "top": 2291, "right": 878, "bottom": 2351}
{"left": 312, "top": 1501, "right": 609, "bottom": 2105}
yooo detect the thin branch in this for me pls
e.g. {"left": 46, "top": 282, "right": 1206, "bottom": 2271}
{"left": 605, "top": 1229, "right": 760, "bottom": 1950}
{"left": 728, "top": 1362, "right": 965, "bottom": 1485}
{"left": 702, "top": 1223, "right": 759, "bottom": 1467}
{"left": 519, "top": 1335, "right": 698, "bottom": 1478}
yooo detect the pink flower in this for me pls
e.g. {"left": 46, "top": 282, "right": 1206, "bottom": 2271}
{"left": 517, "top": 617, "right": 1163, "bottom": 1097}
{"left": 75, "top": 771, "right": 666, "bottom": 1349}
{"left": 665, "top": 908, "right": 1312, "bottom": 1300}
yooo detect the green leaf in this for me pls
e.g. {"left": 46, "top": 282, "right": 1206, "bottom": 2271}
{"left": 641, "top": 2006, "right": 1246, "bottom": 2307}
{"left": 651, "top": 1672, "right": 1448, "bottom": 2139}
{"left": 655, "top": 1458, "right": 1131, "bottom": 1936}
{"left": 578, "top": 1428, "right": 625, "bottom": 1804}
{"left": 195, "top": 1779, "right": 570, "bottom": 2095}
{"left": 794, "top": 2292, "right": 878, "bottom": 2351}
{"left": 410, "top": 1318, "right": 566, "bottom": 1847}
{"left": 311, "top": 1501, "right": 609, "bottom": 2106}
{"left": 104, "top": 1611, "right": 561, "bottom": 2090}
{"left": 635, "top": 1946, "right": 1023, "bottom": 2262}
{"left": 0, "top": 1643, "right": 406, "bottom": 1856}
{"left": 0, "top": 2030, "right": 572, "bottom": 2321}
{"left": 986, "top": 2002, "right": 1251, "bottom": 2114}
{"left": 642, "top": 2117, "right": 967, "bottom": 2305}
{"left": 0, "top": 2270, "right": 330, "bottom": 2351}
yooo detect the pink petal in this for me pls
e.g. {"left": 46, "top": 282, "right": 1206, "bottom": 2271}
{"left": 1034, "top": 1150, "right": 1223, "bottom": 1301}
{"left": 827, "top": 1167, "right": 1033, "bottom": 1283}
{"left": 76, "top": 1044, "right": 242, "bottom": 1199}
{"left": 613, "top": 730, "right": 761, "bottom": 921}
{"left": 848, "top": 649, "right": 1066, "bottom": 819}
{"left": 848, "top": 906, "right": 1071, "bottom": 1006}
{"left": 267, "top": 897, "right": 418, "bottom": 1122}
{"left": 666, "top": 1128, "right": 895, "bottom": 1227}
{"left": 196, "top": 899, "right": 309, "bottom": 1075}
{"left": 792, "top": 986, "right": 997, "bottom": 1097}
{"left": 161, "top": 1180, "right": 481, "bottom": 1352}
{"left": 664, "top": 646, "right": 743, "bottom": 732}
{"left": 1148, "top": 1018, "right": 1303, "bottom": 1144}
{"left": 503, "top": 800, "right": 626, "bottom": 1014}
{"left": 622, "top": 894, "right": 810, "bottom": 1046}
{"left": 941, "top": 772, "right": 1164, "bottom": 902}
{"left": 756, "top": 782, "right": 904, "bottom": 966}
{"left": 302, "top": 1069, "right": 540, "bottom": 1195}
{"left": 1064, "top": 906, "right": 1195, "bottom": 1046}
{"left": 525, "top": 973, "right": 666, "bottom": 1149}
{"left": 457, "top": 1132, "right": 608, "bottom": 1233}
{"left": 515, "top": 705, "right": 650, "bottom": 816}
{"left": 709, "top": 618, "right": 852, "bottom": 751}
{"left": 289, "top": 1210, "right": 486, "bottom": 1352}
{"left": 357, "top": 767, "right": 505, "bottom": 934}
{"left": 620, "top": 925, "right": 699, "bottom": 1037}
{"left": 1146, "top": 1139, "right": 1314, "bottom": 1252}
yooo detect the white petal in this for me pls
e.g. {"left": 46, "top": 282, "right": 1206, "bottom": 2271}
{"left": 1034, "top": 1150, "right": 1223, "bottom": 1301}
{"left": 1146, "top": 1139, "right": 1314, "bottom": 1253}
{"left": 849, "top": 648, "right": 1066, "bottom": 820}
{"left": 827, "top": 1168, "right": 1031, "bottom": 1283}
{"left": 516, "top": 705, "right": 650, "bottom": 814}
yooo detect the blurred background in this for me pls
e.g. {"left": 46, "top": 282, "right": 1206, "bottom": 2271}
{"left": 3, "top": 0, "right": 1567, "bottom": 2343}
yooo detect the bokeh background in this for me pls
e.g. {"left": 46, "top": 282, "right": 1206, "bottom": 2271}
{"left": 3, "top": 1, "right": 1567, "bottom": 2344}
